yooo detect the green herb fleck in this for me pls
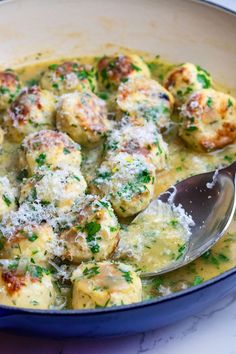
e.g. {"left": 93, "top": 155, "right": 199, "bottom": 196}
{"left": 192, "top": 275, "right": 203, "bottom": 286}
{"left": 131, "top": 63, "right": 141, "bottom": 72}
{"left": 197, "top": 73, "right": 211, "bottom": 89}
{"left": 35, "top": 153, "right": 46, "bottom": 166}
{"left": 2, "top": 194, "right": 11, "bottom": 207}
{"left": 83, "top": 265, "right": 100, "bottom": 278}
{"left": 28, "top": 233, "right": 38, "bottom": 242}
{"left": 224, "top": 155, "right": 233, "bottom": 163}
{"left": 176, "top": 243, "right": 187, "bottom": 260}
{"left": 186, "top": 126, "right": 198, "bottom": 132}
{"left": 85, "top": 222, "right": 101, "bottom": 254}
{"left": 137, "top": 169, "right": 151, "bottom": 184}
{"left": 227, "top": 98, "right": 233, "bottom": 109}
{"left": 48, "top": 64, "right": 58, "bottom": 70}
{"left": 169, "top": 219, "right": 179, "bottom": 228}
{"left": 120, "top": 269, "right": 133, "bottom": 283}
{"left": 206, "top": 97, "right": 213, "bottom": 107}
{"left": 63, "top": 147, "right": 71, "bottom": 155}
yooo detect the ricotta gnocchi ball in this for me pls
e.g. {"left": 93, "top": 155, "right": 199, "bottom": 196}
{"left": 105, "top": 118, "right": 168, "bottom": 171}
{"left": 20, "top": 130, "right": 82, "bottom": 176}
{"left": 97, "top": 54, "right": 150, "bottom": 91}
{"left": 3, "top": 86, "right": 56, "bottom": 142}
{"left": 0, "top": 177, "right": 17, "bottom": 218}
{"left": 19, "top": 169, "right": 87, "bottom": 211}
{"left": 60, "top": 195, "right": 119, "bottom": 263}
{"left": 56, "top": 91, "right": 111, "bottom": 146}
{"left": 0, "top": 70, "right": 21, "bottom": 111}
{"left": 91, "top": 152, "right": 156, "bottom": 217}
{"left": 0, "top": 259, "right": 55, "bottom": 309}
{"left": 116, "top": 77, "right": 174, "bottom": 131}
{"left": 164, "top": 63, "right": 213, "bottom": 107}
{"left": 40, "top": 61, "right": 97, "bottom": 95}
{"left": 71, "top": 261, "right": 142, "bottom": 309}
{"left": 179, "top": 89, "right": 236, "bottom": 151}
{"left": 0, "top": 223, "right": 55, "bottom": 265}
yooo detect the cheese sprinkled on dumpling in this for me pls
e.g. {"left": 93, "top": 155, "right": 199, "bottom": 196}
{"left": 71, "top": 261, "right": 142, "bottom": 309}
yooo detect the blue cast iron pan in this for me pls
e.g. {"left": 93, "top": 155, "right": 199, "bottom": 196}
{"left": 0, "top": 0, "right": 235, "bottom": 337}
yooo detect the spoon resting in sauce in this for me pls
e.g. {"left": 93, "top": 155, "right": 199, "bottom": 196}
{"left": 139, "top": 161, "right": 236, "bottom": 277}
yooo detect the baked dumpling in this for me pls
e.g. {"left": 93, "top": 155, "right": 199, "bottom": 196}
{"left": 179, "top": 89, "right": 236, "bottom": 151}
{"left": 0, "top": 70, "right": 21, "bottom": 111}
{"left": 0, "top": 259, "right": 55, "bottom": 309}
{"left": 116, "top": 76, "right": 174, "bottom": 131}
{"left": 20, "top": 130, "right": 82, "bottom": 176}
{"left": 91, "top": 152, "right": 156, "bottom": 217}
{"left": 71, "top": 261, "right": 142, "bottom": 309}
{"left": 164, "top": 63, "right": 212, "bottom": 107}
{"left": 60, "top": 195, "right": 119, "bottom": 263}
{"left": 0, "top": 222, "right": 55, "bottom": 265}
{"left": 97, "top": 54, "right": 150, "bottom": 91}
{"left": 19, "top": 169, "right": 87, "bottom": 211}
{"left": 0, "top": 177, "right": 17, "bottom": 218}
{"left": 40, "top": 61, "right": 97, "bottom": 95}
{"left": 3, "top": 86, "right": 56, "bottom": 142}
{"left": 56, "top": 92, "right": 111, "bottom": 146}
{"left": 105, "top": 117, "right": 168, "bottom": 171}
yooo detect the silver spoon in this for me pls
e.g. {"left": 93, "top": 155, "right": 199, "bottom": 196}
{"left": 142, "top": 161, "right": 236, "bottom": 277}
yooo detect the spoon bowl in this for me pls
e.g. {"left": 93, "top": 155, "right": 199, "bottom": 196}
{"left": 142, "top": 161, "right": 236, "bottom": 277}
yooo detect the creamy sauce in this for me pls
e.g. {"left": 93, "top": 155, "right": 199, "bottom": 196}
{"left": 1, "top": 53, "right": 236, "bottom": 305}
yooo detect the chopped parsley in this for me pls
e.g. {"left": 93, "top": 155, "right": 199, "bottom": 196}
{"left": 101, "top": 68, "right": 108, "bottom": 81}
{"left": 131, "top": 63, "right": 142, "bottom": 72}
{"left": 201, "top": 250, "right": 229, "bottom": 266}
{"left": 96, "top": 171, "right": 112, "bottom": 180}
{"left": 83, "top": 265, "right": 100, "bottom": 278}
{"left": 73, "top": 175, "right": 81, "bottom": 182}
{"left": 196, "top": 65, "right": 210, "bottom": 76}
{"left": 48, "top": 64, "right": 58, "bottom": 70}
{"left": 227, "top": 98, "right": 233, "bottom": 109}
{"left": 63, "top": 147, "right": 71, "bottom": 154}
{"left": 176, "top": 166, "right": 182, "bottom": 172}
{"left": 192, "top": 275, "right": 203, "bottom": 286}
{"left": 197, "top": 73, "right": 211, "bottom": 89}
{"left": 186, "top": 126, "right": 198, "bottom": 132}
{"left": 35, "top": 153, "right": 46, "bottom": 167}
{"left": 169, "top": 219, "right": 179, "bottom": 228}
{"left": 98, "top": 200, "right": 110, "bottom": 209}
{"left": 98, "top": 92, "right": 109, "bottom": 100}
{"left": 152, "top": 276, "right": 164, "bottom": 290}
{"left": 206, "top": 97, "right": 213, "bottom": 107}
{"left": 120, "top": 269, "right": 133, "bottom": 283}
{"left": 28, "top": 233, "right": 38, "bottom": 242}
{"left": 52, "top": 83, "right": 59, "bottom": 90}
{"left": 2, "top": 194, "right": 11, "bottom": 207}
{"left": 176, "top": 243, "right": 187, "bottom": 260}
{"left": 136, "top": 169, "right": 151, "bottom": 184}
{"left": 224, "top": 155, "right": 233, "bottom": 163}
{"left": 28, "top": 264, "right": 50, "bottom": 279}
{"left": 110, "top": 226, "right": 118, "bottom": 232}
{"left": 85, "top": 222, "right": 101, "bottom": 254}
{"left": 86, "top": 222, "right": 101, "bottom": 237}
{"left": 25, "top": 78, "right": 39, "bottom": 87}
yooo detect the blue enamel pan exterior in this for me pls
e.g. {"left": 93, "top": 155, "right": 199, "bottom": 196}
{"left": 0, "top": 267, "right": 235, "bottom": 338}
